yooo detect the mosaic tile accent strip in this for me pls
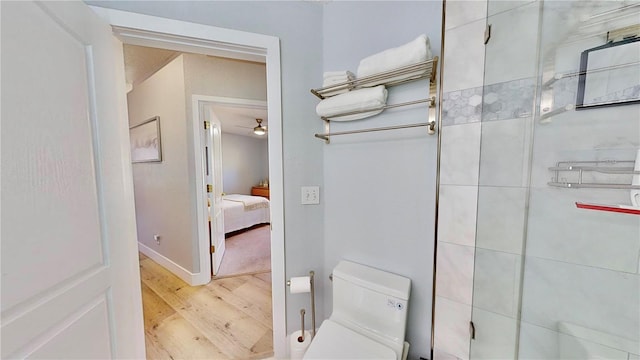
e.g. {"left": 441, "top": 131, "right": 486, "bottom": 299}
{"left": 442, "top": 77, "right": 536, "bottom": 126}
{"left": 442, "top": 87, "right": 484, "bottom": 126}
{"left": 481, "top": 78, "right": 536, "bottom": 121}
{"left": 442, "top": 72, "right": 638, "bottom": 126}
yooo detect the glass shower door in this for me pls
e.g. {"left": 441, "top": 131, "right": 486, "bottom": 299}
{"left": 470, "top": 1, "right": 640, "bottom": 359}
{"left": 469, "top": 1, "right": 539, "bottom": 358}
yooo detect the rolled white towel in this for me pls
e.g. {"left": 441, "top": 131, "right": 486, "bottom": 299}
{"left": 322, "top": 70, "right": 355, "bottom": 97}
{"left": 316, "top": 85, "right": 387, "bottom": 122}
{"left": 357, "top": 34, "right": 432, "bottom": 86}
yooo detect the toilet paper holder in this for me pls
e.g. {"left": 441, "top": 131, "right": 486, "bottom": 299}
{"left": 287, "top": 270, "right": 316, "bottom": 337}
{"left": 298, "top": 309, "right": 306, "bottom": 342}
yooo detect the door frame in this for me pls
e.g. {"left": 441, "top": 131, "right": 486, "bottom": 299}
{"left": 89, "top": 7, "right": 287, "bottom": 357}
{"left": 193, "top": 95, "right": 269, "bottom": 277}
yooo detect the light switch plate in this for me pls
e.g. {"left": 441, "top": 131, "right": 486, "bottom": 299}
{"left": 301, "top": 186, "right": 320, "bottom": 205}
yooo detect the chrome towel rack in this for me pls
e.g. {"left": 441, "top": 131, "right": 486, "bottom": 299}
{"left": 312, "top": 57, "right": 439, "bottom": 143}
{"left": 319, "top": 97, "right": 435, "bottom": 121}
{"left": 548, "top": 160, "right": 640, "bottom": 189}
{"left": 311, "top": 57, "right": 438, "bottom": 100}
{"left": 315, "top": 120, "right": 436, "bottom": 142}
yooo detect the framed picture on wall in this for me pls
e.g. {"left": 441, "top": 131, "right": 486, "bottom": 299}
{"left": 130, "top": 116, "right": 162, "bottom": 163}
{"left": 576, "top": 36, "right": 640, "bottom": 110}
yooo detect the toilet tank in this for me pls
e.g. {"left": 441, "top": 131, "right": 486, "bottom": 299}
{"left": 330, "top": 261, "right": 411, "bottom": 358}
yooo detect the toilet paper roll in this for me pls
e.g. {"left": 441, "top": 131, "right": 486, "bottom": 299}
{"left": 289, "top": 276, "right": 311, "bottom": 294}
{"left": 631, "top": 149, "right": 640, "bottom": 207}
{"left": 289, "top": 330, "right": 312, "bottom": 360}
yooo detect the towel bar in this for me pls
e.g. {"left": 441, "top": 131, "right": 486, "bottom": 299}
{"left": 548, "top": 160, "right": 640, "bottom": 190}
{"left": 320, "top": 96, "right": 435, "bottom": 121}
{"left": 315, "top": 121, "right": 436, "bottom": 141}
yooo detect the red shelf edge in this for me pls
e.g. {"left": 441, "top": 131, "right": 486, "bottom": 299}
{"left": 575, "top": 202, "right": 640, "bottom": 215}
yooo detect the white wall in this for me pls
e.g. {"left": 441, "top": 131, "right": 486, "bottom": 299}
{"left": 221, "top": 132, "right": 269, "bottom": 194}
{"left": 127, "top": 55, "right": 195, "bottom": 271}
{"left": 88, "top": 0, "right": 326, "bottom": 333}
{"left": 321, "top": 2, "right": 442, "bottom": 359}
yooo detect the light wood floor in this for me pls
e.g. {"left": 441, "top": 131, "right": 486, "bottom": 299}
{"left": 139, "top": 253, "right": 274, "bottom": 359}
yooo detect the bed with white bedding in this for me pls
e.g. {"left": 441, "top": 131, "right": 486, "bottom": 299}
{"left": 222, "top": 194, "right": 270, "bottom": 234}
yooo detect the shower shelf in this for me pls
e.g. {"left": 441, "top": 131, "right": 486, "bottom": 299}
{"left": 575, "top": 202, "right": 640, "bottom": 215}
{"left": 548, "top": 160, "right": 640, "bottom": 190}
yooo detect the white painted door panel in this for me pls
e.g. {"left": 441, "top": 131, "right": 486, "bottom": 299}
{"left": 1, "top": 1, "right": 144, "bottom": 358}
{"left": 205, "top": 106, "right": 226, "bottom": 275}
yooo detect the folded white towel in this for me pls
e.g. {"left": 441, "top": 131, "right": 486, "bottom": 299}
{"left": 316, "top": 85, "right": 387, "bottom": 121}
{"left": 357, "top": 34, "right": 432, "bottom": 86}
{"left": 324, "top": 77, "right": 351, "bottom": 85}
{"left": 322, "top": 70, "right": 355, "bottom": 97}
{"left": 324, "top": 70, "right": 354, "bottom": 80}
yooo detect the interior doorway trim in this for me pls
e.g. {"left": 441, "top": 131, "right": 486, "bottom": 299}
{"left": 89, "top": 7, "right": 286, "bottom": 357}
{"left": 191, "top": 95, "right": 269, "bottom": 278}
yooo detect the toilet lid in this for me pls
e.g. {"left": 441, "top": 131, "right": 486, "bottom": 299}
{"left": 303, "top": 320, "right": 397, "bottom": 360}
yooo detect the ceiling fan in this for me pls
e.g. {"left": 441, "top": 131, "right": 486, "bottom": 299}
{"left": 233, "top": 118, "right": 268, "bottom": 136}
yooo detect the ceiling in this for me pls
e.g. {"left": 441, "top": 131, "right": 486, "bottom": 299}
{"left": 123, "top": 44, "right": 268, "bottom": 139}
{"left": 123, "top": 44, "right": 179, "bottom": 87}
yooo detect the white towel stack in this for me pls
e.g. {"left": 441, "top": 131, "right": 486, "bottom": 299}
{"left": 322, "top": 70, "right": 355, "bottom": 97}
{"left": 316, "top": 85, "right": 388, "bottom": 122}
{"left": 357, "top": 34, "right": 432, "bottom": 86}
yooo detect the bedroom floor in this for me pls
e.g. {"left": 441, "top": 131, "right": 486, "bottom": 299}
{"left": 216, "top": 224, "right": 271, "bottom": 278}
{"left": 139, "top": 253, "right": 274, "bottom": 359}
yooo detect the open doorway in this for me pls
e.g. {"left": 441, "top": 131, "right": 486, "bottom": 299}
{"left": 201, "top": 100, "right": 271, "bottom": 279}
{"left": 90, "top": 7, "right": 287, "bottom": 355}
{"left": 123, "top": 45, "right": 274, "bottom": 357}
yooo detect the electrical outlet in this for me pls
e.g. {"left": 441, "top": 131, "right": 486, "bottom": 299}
{"left": 301, "top": 186, "right": 320, "bottom": 205}
{"left": 154, "top": 234, "right": 161, "bottom": 245}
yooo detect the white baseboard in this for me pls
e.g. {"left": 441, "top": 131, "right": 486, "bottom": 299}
{"left": 138, "top": 242, "right": 210, "bottom": 286}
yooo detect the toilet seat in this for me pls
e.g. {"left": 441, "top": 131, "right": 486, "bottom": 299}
{"left": 303, "top": 320, "right": 397, "bottom": 360}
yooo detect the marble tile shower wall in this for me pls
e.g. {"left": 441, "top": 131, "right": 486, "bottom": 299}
{"left": 434, "top": 1, "right": 485, "bottom": 359}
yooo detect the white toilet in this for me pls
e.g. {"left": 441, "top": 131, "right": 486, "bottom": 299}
{"left": 303, "top": 260, "right": 411, "bottom": 360}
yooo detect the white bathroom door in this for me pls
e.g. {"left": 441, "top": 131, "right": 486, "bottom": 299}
{"left": 1, "top": 1, "right": 144, "bottom": 358}
{"left": 205, "top": 106, "right": 226, "bottom": 275}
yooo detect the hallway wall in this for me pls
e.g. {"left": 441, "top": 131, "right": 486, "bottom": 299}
{"left": 127, "top": 55, "right": 194, "bottom": 271}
